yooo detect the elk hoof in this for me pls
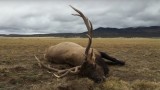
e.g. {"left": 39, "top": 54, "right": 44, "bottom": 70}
{"left": 118, "top": 61, "right": 125, "bottom": 66}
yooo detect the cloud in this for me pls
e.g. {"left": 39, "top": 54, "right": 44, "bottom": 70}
{"left": 0, "top": 0, "right": 160, "bottom": 34}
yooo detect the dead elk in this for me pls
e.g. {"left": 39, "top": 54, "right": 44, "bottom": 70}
{"left": 35, "top": 6, "right": 125, "bottom": 83}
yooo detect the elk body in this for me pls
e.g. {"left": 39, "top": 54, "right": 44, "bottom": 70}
{"left": 45, "top": 42, "right": 100, "bottom": 66}
{"left": 35, "top": 6, "right": 125, "bottom": 83}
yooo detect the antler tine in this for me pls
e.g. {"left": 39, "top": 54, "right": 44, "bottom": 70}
{"left": 35, "top": 55, "right": 60, "bottom": 71}
{"left": 53, "top": 71, "right": 70, "bottom": 78}
{"left": 53, "top": 66, "right": 81, "bottom": 78}
{"left": 89, "top": 20, "right": 93, "bottom": 37}
{"left": 70, "top": 5, "right": 93, "bottom": 61}
{"left": 70, "top": 5, "right": 92, "bottom": 36}
{"left": 85, "top": 20, "right": 93, "bottom": 56}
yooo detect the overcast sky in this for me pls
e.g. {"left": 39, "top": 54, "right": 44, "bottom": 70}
{"left": 0, "top": 0, "right": 160, "bottom": 34}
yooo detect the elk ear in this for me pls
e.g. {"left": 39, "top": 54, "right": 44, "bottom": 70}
{"left": 91, "top": 49, "right": 96, "bottom": 62}
{"left": 88, "top": 48, "right": 96, "bottom": 65}
{"left": 85, "top": 48, "right": 96, "bottom": 65}
{"left": 91, "top": 48, "right": 94, "bottom": 57}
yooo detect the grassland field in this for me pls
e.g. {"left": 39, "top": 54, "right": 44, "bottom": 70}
{"left": 0, "top": 37, "right": 160, "bottom": 90}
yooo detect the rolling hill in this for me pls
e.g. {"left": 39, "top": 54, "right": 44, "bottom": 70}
{"left": 1, "top": 26, "right": 160, "bottom": 37}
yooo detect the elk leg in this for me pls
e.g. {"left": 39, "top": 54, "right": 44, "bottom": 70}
{"left": 100, "top": 52, "right": 125, "bottom": 65}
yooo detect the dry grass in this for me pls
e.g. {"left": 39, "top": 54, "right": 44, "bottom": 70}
{"left": 0, "top": 37, "right": 160, "bottom": 90}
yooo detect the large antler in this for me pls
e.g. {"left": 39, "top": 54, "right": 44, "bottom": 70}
{"left": 35, "top": 6, "right": 93, "bottom": 78}
{"left": 35, "top": 55, "right": 81, "bottom": 78}
{"left": 70, "top": 5, "right": 93, "bottom": 61}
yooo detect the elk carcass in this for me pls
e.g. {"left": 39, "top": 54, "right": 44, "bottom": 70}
{"left": 35, "top": 6, "right": 125, "bottom": 83}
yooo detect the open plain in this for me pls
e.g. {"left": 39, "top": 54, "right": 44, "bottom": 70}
{"left": 0, "top": 37, "right": 160, "bottom": 90}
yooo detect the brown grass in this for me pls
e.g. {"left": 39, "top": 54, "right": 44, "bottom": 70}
{"left": 0, "top": 37, "right": 160, "bottom": 90}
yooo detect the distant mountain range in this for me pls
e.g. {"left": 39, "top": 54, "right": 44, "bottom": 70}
{"left": 1, "top": 26, "right": 160, "bottom": 38}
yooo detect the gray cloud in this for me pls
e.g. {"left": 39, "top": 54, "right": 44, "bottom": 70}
{"left": 0, "top": 0, "right": 160, "bottom": 34}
